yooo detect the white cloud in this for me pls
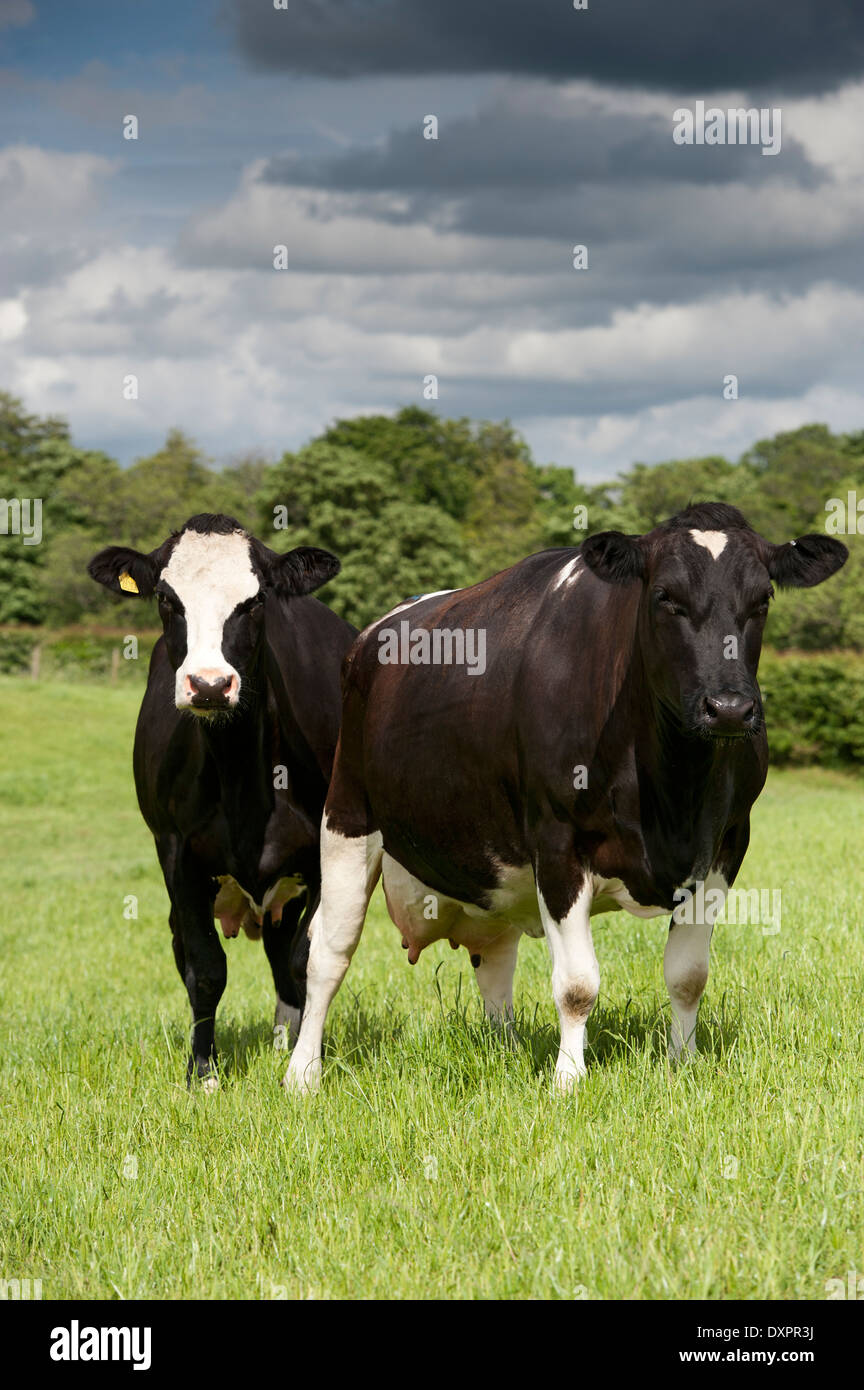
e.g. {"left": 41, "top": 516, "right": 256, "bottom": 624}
{"left": 180, "top": 163, "right": 545, "bottom": 276}
{"left": 523, "top": 385, "right": 864, "bottom": 482}
{"left": 0, "top": 144, "right": 116, "bottom": 231}
{"left": 784, "top": 80, "right": 864, "bottom": 180}
{"left": 1, "top": 131, "right": 862, "bottom": 476}
{"left": 0, "top": 297, "right": 26, "bottom": 340}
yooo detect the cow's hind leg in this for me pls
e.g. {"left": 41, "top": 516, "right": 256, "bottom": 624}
{"left": 263, "top": 895, "right": 310, "bottom": 1052}
{"left": 284, "top": 824, "right": 382, "bottom": 1093}
{"left": 664, "top": 872, "right": 727, "bottom": 1060}
{"left": 473, "top": 928, "right": 520, "bottom": 1028}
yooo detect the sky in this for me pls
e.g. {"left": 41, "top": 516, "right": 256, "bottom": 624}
{"left": 1, "top": 0, "right": 864, "bottom": 482}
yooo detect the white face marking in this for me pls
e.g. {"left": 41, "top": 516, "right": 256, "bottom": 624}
{"left": 162, "top": 529, "right": 258, "bottom": 710}
{"left": 689, "top": 528, "right": 728, "bottom": 559}
{"left": 553, "top": 556, "right": 582, "bottom": 590}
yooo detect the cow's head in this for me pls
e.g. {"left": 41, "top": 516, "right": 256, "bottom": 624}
{"left": 88, "top": 514, "right": 340, "bottom": 716}
{"left": 580, "top": 502, "right": 847, "bottom": 740}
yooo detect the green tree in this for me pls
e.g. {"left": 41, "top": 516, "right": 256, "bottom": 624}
{"left": 257, "top": 442, "right": 470, "bottom": 628}
{"left": 739, "top": 424, "right": 864, "bottom": 540}
{"left": 462, "top": 422, "right": 548, "bottom": 577}
{"left": 526, "top": 462, "right": 599, "bottom": 550}
{"left": 600, "top": 455, "right": 749, "bottom": 534}
{"left": 117, "top": 429, "right": 225, "bottom": 549}
{"left": 0, "top": 394, "right": 87, "bottom": 623}
{"left": 323, "top": 407, "right": 480, "bottom": 521}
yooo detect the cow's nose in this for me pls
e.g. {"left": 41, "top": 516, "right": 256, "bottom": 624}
{"left": 702, "top": 692, "right": 756, "bottom": 733}
{"left": 184, "top": 671, "right": 237, "bottom": 707}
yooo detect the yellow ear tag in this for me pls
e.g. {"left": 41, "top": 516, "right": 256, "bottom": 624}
{"left": 119, "top": 571, "right": 139, "bottom": 594}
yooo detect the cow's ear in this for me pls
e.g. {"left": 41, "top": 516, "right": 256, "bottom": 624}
{"left": 87, "top": 545, "right": 157, "bottom": 598}
{"left": 272, "top": 546, "right": 341, "bottom": 596}
{"left": 767, "top": 534, "right": 848, "bottom": 589}
{"left": 579, "top": 530, "right": 645, "bottom": 584}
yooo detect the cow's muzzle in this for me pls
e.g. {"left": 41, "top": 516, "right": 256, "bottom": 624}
{"left": 182, "top": 671, "right": 238, "bottom": 711}
{"left": 698, "top": 690, "right": 758, "bottom": 738}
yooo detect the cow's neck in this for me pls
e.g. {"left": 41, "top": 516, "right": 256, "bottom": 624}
{"left": 641, "top": 697, "right": 716, "bottom": 812}
{"left": 630, "top": 659, "right": 733, "bottom": 880}
{"left": 196, "top": 672, "right": 273, "bottom": 809}
{"left": 194, "top": 637, "right": 323, "bottom": 840}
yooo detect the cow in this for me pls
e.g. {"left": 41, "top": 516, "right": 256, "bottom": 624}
{"left": 88, "top": 513, "right": 355, "bottom": 1088}
{"left": 285, "top": 502, "right": 847, "bottom": 1093}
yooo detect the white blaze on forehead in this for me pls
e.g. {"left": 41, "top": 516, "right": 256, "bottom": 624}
{"left": 689, "top": 529, "right": 728, "bottom": 559}
{"left": 162, "top": 529, "right": 258, "bottom": 696}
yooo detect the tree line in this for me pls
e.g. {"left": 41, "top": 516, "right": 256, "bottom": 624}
{"left": 1, "top": 389, "right": 862, "bottom": 648}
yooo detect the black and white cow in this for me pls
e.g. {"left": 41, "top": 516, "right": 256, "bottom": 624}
{"left": 286, "top": 503, "right": 847, "bottom": 1092}
{"left": 89, "top": 514, "right": 355, "bottom": 1087}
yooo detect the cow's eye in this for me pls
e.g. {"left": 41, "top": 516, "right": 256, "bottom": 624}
{"left": 157, "top": 593, "right": 177, "bottom": 616}
{"left": 750, "top": 593, "right": 772, "bottom": 619}
{"left": 655, "top": 588, "right": 688, "bottom": 618}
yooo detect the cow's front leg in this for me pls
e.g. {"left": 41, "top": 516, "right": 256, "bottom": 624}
{"left": 535, "top": 856, "right": 598, "bottom": 1091}
{"left": 167, "top": 899, "right": 227, "bottom": 1089}
{"left": 160, "top": 838, "right": 227, "bottom": 1087}
{"left": 664, "top": 871, "right": 727, "bottom": 1059}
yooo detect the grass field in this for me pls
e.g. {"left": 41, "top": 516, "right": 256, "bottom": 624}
{"left": 1, "top": 675, "right": 862, "bottom": 1300}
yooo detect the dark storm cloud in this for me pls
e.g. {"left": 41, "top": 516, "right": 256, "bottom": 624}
{"left": 176, "top": 80, "right": 852, "bottom": 319}
{"left": 225, "top": 0, "right": 864, "bottom": 94}
{"left": 363, "top": 365, "right": 822, "bottom": 423}
{"left": 261, "top": 96, "right": 819, "bottom": 223}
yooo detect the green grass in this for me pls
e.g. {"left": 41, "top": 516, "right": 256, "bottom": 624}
{"left": 1, "top": 676, "right": 862, "bottom": 1300}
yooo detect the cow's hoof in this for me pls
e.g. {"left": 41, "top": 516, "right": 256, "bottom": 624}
{"left": 187, "top": 1061, "right": 220, "bottom": 1092}
{"left": 282, "top": 1058, "right": 321, "bottom": 1095}
{"left": 553, "top": 1065, "right": 585, "bottom": 1094}
{"left": 668, "top": 1037, "right": 697, "bottom": 1065}
{"left": 273, "top": 1023, "right": 290, "bottom": 1052}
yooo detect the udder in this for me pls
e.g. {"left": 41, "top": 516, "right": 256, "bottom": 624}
{"left": 380, "top": 853, "right": 531, "bottom": 962}
{"left": 213, "top": 874, "right": 305, "bottom": 940}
